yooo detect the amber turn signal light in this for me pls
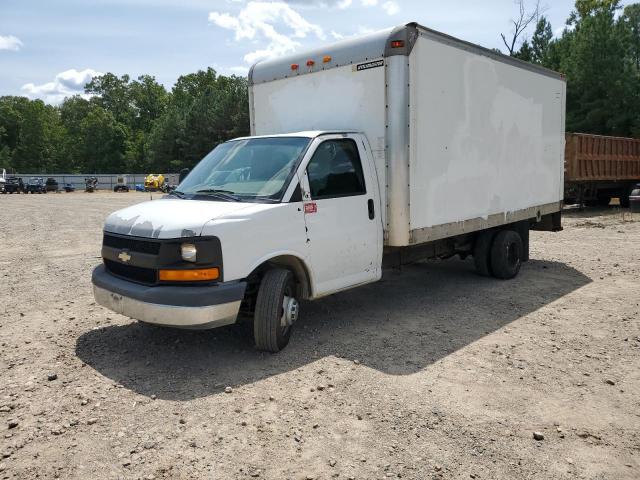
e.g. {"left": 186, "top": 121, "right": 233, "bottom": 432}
{"left": 159, "top": 268, "right": 219, "bottom": 282}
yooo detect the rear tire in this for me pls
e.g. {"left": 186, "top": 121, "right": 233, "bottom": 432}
{"left": 254, "top": 269, "right": 297, "bottom": 353}
{"left": 473, "top": 230, "right": 496, "bottom": 277}
{"left": 490, "top": 230, "right": 523, "bottom": 279}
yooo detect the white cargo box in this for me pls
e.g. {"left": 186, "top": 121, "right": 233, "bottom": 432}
{"left": 249, "top": 23, "right": 566, "bottom": 247}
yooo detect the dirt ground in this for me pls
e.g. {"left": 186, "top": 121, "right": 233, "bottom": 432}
{"left": 0, "top": 191, "right": 638, "bottom": 480}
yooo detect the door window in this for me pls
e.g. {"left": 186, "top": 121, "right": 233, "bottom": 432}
{"left": 306, "top": 139, "right": 366, "bottom": 199}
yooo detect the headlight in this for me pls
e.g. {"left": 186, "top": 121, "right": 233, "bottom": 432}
{"left": 181, "top": 243, "right": 197, "bottom": 262}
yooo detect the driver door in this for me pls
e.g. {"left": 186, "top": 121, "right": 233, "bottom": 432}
{"left": 300, "top": 134, "right": 382, "bottom": 296}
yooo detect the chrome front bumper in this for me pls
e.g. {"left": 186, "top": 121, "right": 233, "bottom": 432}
{"left": 92, "top": 265, "right": 246, "bottom": 329}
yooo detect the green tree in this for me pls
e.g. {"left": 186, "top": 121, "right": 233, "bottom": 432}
{"left": 531, "top": 16, "right": 554, "bottom": 64}
{"left": 514, "top": 39, "right": 534, "bottom": 61}
{"left": 79, "top": 105, "right": 127, "bottom": 173}
{"left": 9, "top": 99, "right": 62, "bottom": 173}
{"left": 85, "top": 73, "right": 134, "bottom": 127}
{"left": 58, "top": 95, "right": 92, "bottom": 172}
{"left": 145, "top": 68, "right": 249, "bottom": 172}
{"left": 620, "top": 4, "right": 640, "bottom": 135}
{"left": 561, "top": 0, "right": 636, "bottom": 135}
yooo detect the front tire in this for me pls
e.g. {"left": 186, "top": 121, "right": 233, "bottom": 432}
{"left": 253, "top": 269, "right": 297, "bottom": 353}
{"left": 490, "top": 230, "right": 523, "bottom": 279}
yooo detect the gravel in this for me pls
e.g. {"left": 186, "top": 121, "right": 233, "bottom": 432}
{"left": 0, "top": 193, "right": 638, "bottom": 479}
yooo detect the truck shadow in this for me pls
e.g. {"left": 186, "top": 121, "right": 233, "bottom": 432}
{"left": 75, "top": 258, "right": 590, "bottom": 401}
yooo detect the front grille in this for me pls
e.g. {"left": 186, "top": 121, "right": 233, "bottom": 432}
{"left": 103, "top": 234, "right": 161, "bottom": 255}
{"left": 104, "top": 259, "right": 157, "bottom": 285}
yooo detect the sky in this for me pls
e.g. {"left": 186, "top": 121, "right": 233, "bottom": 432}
{"left": 0, "top": 0, "right": 632, "bottom": 104}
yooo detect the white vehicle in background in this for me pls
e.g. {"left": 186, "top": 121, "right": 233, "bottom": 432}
{"left": 113, "top": 175, "right": 130, "bottom": 193}
{"left": 92, "top": 23, "right": 566, "bottom": 352}
{"left": 0, "top": 169, "right": 6, "bottom": 193}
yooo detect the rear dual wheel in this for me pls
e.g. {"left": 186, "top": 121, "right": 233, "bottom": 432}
{"left": 474, "top": 229, "right": 523, "bottom": 279}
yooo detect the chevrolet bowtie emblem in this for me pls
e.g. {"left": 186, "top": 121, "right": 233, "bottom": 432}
{"left": 118, "top": 251, "right": 131, "bottom": 263}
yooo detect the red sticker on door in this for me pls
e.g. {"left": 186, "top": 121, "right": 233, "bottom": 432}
{"left": 304, "top": 202, "right": 317, "bottom": 214}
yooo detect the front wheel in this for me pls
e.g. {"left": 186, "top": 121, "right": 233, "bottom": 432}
{"left": 253, "top": 269, "right": 298, "bottom": 353}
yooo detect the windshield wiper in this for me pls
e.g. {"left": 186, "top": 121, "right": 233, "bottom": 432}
{"left": 169, "top": 190, "right": 186, "bottom": 198}
{"left": 194, "top": 189, "right": 242, "bottom": 202}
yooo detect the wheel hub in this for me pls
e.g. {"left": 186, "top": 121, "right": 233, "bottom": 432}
{"left": 281, "top": 295, "right": 299, "bottom": 327}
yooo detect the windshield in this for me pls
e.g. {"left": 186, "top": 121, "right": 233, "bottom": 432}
{"left": 177, "top": 137, "right": 310, "bottom": 202}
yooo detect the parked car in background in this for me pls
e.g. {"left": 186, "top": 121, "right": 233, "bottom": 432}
{"left": 113, "top": 175, "right": 130, "bottom": 192}
{"left": 2, "top": 176, "right": 25, "bottom": 194}
{"left": 0, "top": 169, "right": 5, "bottom": 193}
{"left": 45, "top": 177, "right": 59, "bottom": 192}
{"left": 26, "top": 177, "right": 47, "bottom": 194}
{"left": 63, "top": 183, "right": 76, "bottom": 192}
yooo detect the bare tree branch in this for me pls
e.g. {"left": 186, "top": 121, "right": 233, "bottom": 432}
{"left": 501, "top": 0, "right": 545, "bottom": 55}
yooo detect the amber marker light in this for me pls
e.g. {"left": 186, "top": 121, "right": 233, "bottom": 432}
{"left": 159, "top": 268, "right": 220, "bottom": 282}
{"left": 323, "top": 55, "right": 332, "bottom": 63}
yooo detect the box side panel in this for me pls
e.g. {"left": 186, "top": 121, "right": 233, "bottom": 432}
{"left": 408, "top": 35, "right": 565, "bottom": 242}
{"left": 250, "top": 63, "right": 387, "bottom": 223}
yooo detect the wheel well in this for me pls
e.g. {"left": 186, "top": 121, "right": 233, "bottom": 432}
{"left": 241, "top": 255, "right": 312, "bottom": 316}
{"left": 471, "top": 220, "right": 530, "bottom": 261}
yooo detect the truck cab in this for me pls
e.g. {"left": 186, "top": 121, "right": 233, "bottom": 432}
{"left": 93, "top": 131, "right": 383, "bottom": 351}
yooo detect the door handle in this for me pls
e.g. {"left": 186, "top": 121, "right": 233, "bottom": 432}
{"left": 367, "top": 199, "right": 375, "bottom": 220}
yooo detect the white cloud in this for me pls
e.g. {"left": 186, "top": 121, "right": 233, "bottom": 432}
{"left": 231, "top": 0, "right": 384, "bottom": 9}
{"left": 21, "top": 68, "right": 102, "bottom": 104}
{"left": 0, "top": 35, "right": 23, "bottom": 51}
{"left": 209, "top": 1, "right": 325, "bottom": 64}
{"left": 382, "top": 1, "right": 398, "bottom": 15}
{"left": 272, "top": 0, "right": 352, "bottom": 7}
{"left": 228, "top": 65, "right": 250, "bottom": 75}
{"left": 357, "top": 25, "right": 375, "bottom": 35}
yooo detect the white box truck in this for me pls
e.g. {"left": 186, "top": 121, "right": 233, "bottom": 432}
{"left": 92, "top": 23, "right": 566, "bottom": 352}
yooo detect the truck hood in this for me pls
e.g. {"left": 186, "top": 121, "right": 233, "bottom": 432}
{"left": 103, "top": 198, "right": 257, "bottom": 239}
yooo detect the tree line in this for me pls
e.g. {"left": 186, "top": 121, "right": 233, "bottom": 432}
{"left": 0, "top": 0, "right": 638, "bottom": 175}
{"left": 0, "top": 69, "right": 249, "bottom": 174}
{"left": 508, "top": 0, "right": 639, "bottom": 136}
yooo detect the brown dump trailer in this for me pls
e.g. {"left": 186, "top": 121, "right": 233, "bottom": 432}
{"left": 564, "top": 133, "right": 640, "bottom": 207}
{"left": 565, "top": 133, "right": 640, "bottom": 207}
